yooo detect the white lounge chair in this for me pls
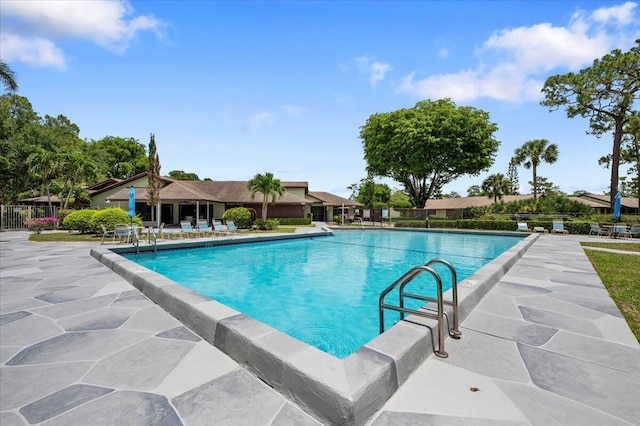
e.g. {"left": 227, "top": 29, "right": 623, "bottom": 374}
{"left": 551, "top": 220, "right": 569, "bottom": 235}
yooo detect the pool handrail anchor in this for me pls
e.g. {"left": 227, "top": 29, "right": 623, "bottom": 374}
{"left": 379, "top": 260, "right": 460, "bottom": 358}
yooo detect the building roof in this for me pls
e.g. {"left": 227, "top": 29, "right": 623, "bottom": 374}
{"left": 306, "top": 191, "right": 364, "bottom": 207}
{"left": 106, "top": 179, "right": 310, "bottom": 204}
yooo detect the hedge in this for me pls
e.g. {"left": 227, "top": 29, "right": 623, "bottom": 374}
{"left": 393, "top": 219, "right": 592, "bottom": 235}
{"left": 277, "top": 217, "right": 312, "bottom": 225}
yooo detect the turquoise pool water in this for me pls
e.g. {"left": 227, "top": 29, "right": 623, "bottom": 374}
{"left": 125, "top": 230, "right": 522, "bottom": 358}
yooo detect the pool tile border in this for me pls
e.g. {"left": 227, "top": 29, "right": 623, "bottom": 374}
{"left": 90, "top": 230, "right": 537, "bottom": 425}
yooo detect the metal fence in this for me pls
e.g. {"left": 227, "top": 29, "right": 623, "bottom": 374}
{"left": 1, "top": 205, "right": 59, "bottom": 231}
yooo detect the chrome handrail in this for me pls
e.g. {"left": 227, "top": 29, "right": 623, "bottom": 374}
{"left": 400, "top": 259, "right": 460, "bottom": 338}
{"left": 379, "top": 265, "right": 449, "bottom": 358}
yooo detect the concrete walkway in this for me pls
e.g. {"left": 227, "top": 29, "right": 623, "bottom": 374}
{"left": 1, "top": 232, "right": 639, "bottom": 425}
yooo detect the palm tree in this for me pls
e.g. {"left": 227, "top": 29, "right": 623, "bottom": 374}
{"left": 0, "top": 60, "right": 18, "bottom": 92}
{"left": 481, "top": 173, "right": 511, "bottom": 203}
{"left": 27, "top": 147, "right": 60, "bottom": 210}
{"left": 512, "top": 139, "right": 559, "bottom": 203}
{"left": 248, "top": 172, "right": 286, "bottom": 221}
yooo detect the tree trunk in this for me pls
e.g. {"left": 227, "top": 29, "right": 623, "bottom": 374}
{"left": 610, "top": 118, "right": 623, "bottom": 208}
{"left": 262, "top": 196, "right": 268, "bottom": 221}
{"left": 532, "top": 165, "right": 537, "bottom": 203}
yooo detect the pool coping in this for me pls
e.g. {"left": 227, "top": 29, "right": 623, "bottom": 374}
{"left": 90, "top": 229, "right": 538, "bottom": 425}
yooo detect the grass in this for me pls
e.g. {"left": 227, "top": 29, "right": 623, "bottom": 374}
{"left": 581, "top": 241, "right": 640, "bottom": 252}
{"left": 583, "top": 246, "right": 640, "bottom": 342}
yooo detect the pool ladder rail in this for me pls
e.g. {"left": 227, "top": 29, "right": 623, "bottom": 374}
{"left": 378, "top": 259, "right": 461, "bottom": 358}
{"left": 133, "top": 226, "right": 158, "bottom": 256}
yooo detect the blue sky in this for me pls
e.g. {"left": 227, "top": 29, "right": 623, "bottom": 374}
{"left": 1, "top": 1, "right": 639, "bottom": 199}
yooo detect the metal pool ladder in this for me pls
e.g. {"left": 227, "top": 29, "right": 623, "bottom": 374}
{"left": 378, "top": 259, "right": 461, "bottom": 358}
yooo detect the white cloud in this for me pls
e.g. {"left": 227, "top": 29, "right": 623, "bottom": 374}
{"left": 591, "top": 1, "right": 637, "bottom": 25}
{"left": 369, "top": 62, "right": 391, "bottom": 87}
{"left": 248, "top": 112, "right": 271, "bottom": 132}
{"left": 352, "top": 55, "right": 392, "bottom": 87}
{"left": 396, "top": 2, "right": 638, "bottom": 103}
{"left": 438, "top": 48, "right": 449, "bottom": 58}
{"left": 0, "top": 0, "right": 164, "bottom": 68}
{"left": 0, "top": 33, "right": 65, "bottom": 69}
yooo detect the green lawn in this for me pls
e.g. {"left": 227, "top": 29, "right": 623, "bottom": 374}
{"left": 582, "top": 245, "right": 640, "bottom": 342}
{"left": 581, "top": 241, "right": 640, "bottom": 252}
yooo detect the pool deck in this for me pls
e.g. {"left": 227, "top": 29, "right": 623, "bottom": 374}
{"left": 1, "top": 230, "right": 639, "bottom": 425}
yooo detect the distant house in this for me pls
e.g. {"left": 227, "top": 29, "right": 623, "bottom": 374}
{"left": 424, "top": 193, "right": 639, "bottom": 218}
{"left": 88, "top": 173, "right": 360, "bottom": 225}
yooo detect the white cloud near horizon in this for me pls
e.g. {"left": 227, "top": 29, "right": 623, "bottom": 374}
{"left": 0, "top": 0, "right": 164, "bottom": 68}
{"left": 396, "top": 2, "right": 639, "bottom": 103}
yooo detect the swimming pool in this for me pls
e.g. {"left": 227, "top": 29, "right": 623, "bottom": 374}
{"left": 125, "top": 230, "right": 523, "bottom": 358}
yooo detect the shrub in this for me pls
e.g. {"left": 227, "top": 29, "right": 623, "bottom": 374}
{"left": 57, "top": 209, "right": 75, "bottom": 229}
{"left": 333, "top": 215, "right": 341, "bottom": 223}
{"left": 63, "top": 209, "right": 97, "bottom": 233}
{"left": 26, "top": 217, "right": 58, "bottom": 234}
{"left": 278, "top": 217, "right": 312, "bottom": 225}
{"left": 90, "top": 207, "right": 142, "bottom": 233}
{"left": 255, "top": 218, "right": 279, "bottom": 230}
{"left": 223, "top": 207, "right": 252, "bottom": 229}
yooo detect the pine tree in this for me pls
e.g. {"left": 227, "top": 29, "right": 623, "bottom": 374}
{"left": 146, "top": 133, "right": 161, "bottom": 225}
{"left": 506, "top": 158, "right": 519, "bottom": 195}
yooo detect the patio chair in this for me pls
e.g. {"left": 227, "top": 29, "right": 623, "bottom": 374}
{"left": 517, "top": 222, "right": 530, "bottom": 232}
{"left": 100, "top": 224, "right": 116, "bottom": 244}
{"left": 551, "top": 220, "right": 569, "bottom": 235}
{"left": 114, "top": 224, "right": 133, "bottom": 243}
{"left": 180, "top": 220, "right": 201, "bottom": 238}
{"left": 532, "top": 226, "right": 548, "bottom": 233}
{"left": 159, "top": 223, "right": 181, "bottom": 239}
{"left": 213, "top": 220, "right": 232, "bottom": 235}
{"left": 612, "top": 224, "right": 631, "bottom": 239}
{"left": 589, "top": 223, "right": 608, "bottom": 237}
{"left": 226, "top": 220, "right": 239, "bottom": 233}
{"left": 629, "top": 224, "right": 640, "bottom": 238}
{"left": 197, "top": 219, "right": 215, "bottom": 236}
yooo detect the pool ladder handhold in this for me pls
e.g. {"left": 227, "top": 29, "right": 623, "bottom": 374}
{"left": 378, "top": 259, "right": 460, "bottom": 358}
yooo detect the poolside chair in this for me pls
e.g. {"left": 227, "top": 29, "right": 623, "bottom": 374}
{"left": 629, "top": 224, "right": 640, "bottom": 238}
{"left": 517, "top": 222, "right": 531, "bottom": 232}
{"left": 180, "top": 220, "right": 201, "bottom": 238}
{"left": 159, "top": 223, "right": 181, "bottom": 239}
{"left": 589, "top": 223, "right": 608, "bottom": 237}
{"left": 212, "top": 221, "right": 232, "bottom": 235}
{"left": 100, "top": 224, "right": 116, "bottom": 244}
{"left": 226, "top": 220, "right": 239, "bottom": 233}
{"left": 612, "top": 223, "right": 630, "bottom": 239}
{"left": 551, "top": 220, "right": 569, "bottom": 235}
{"left": 114, "top": 224, "right": 133, "bottom": 243}
{"left": 197, "top": 219, "right": 215, "bottom": 236}
{"left": 532, "top": 226, "right": 548, "bottom": 234}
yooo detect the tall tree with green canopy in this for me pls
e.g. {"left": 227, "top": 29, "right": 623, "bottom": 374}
{"left": 0, "top": 60, "right": 18, "bottom": 92}
{"left": 360, "top": 99, "right": 500, "bottom": 208}
{"left": 481, "top": 173, "right": 511, "bottom": 203}
{"left": 146, "top": 133, "right": 162, "bottom": 226}
{"left": 88, "top": 136, "right": 147, "bottom": 179}
{"left": 512, "top": 139, "right": 559, "bottom": 203}
{"left": 598, "top": 112, "right": 640, "bottom": 209}
{"left": 541, "top": 39, "right": 640, "bottom": 208}
{"left": 247, "top": 172, "right": 285, "bottom": 220}
{"left": 0, "top": 94, "right": 40, "bottom": 203}
{"left": 168, "top": 170, "right": 199, "bottom": 180}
